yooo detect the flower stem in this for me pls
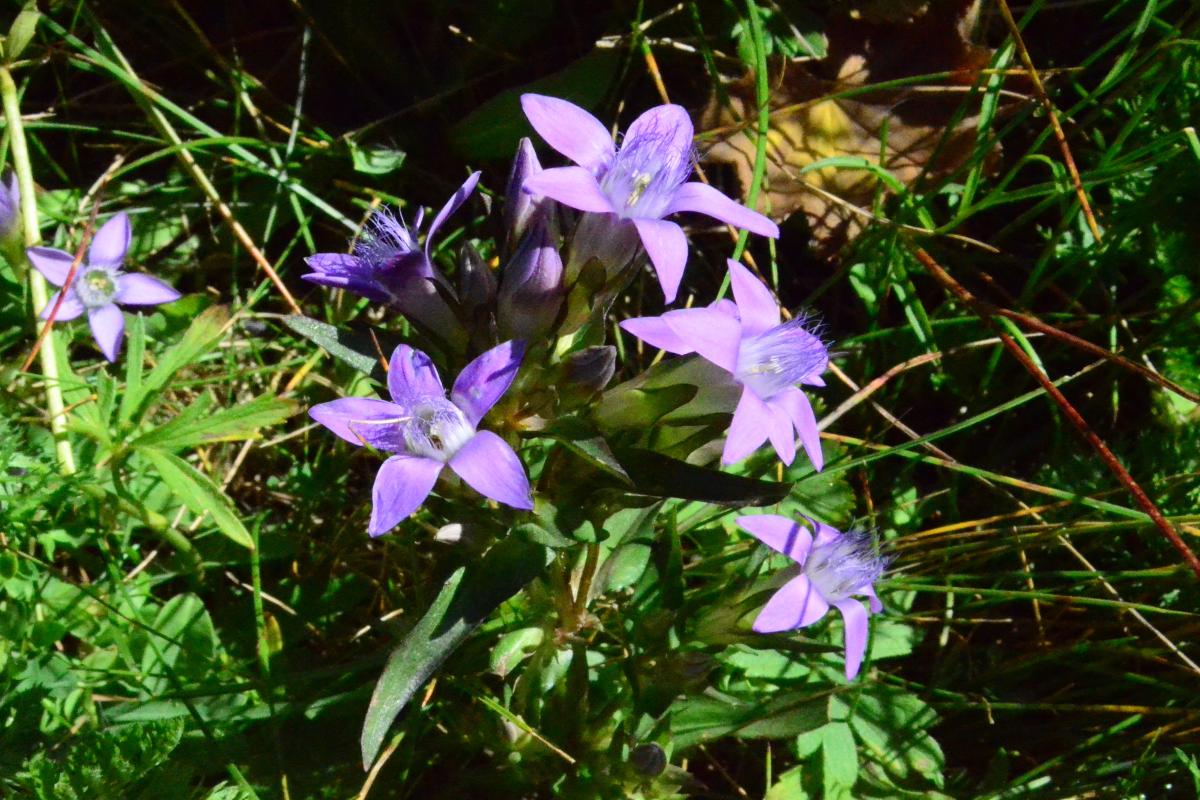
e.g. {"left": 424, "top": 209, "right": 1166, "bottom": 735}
{"left": 1, "top": 66, "right": 76, "bottom": 475}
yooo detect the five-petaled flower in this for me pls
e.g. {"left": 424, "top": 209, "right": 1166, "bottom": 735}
{"left": 28, "top": 212, "right": 181, "bottom": 362}
{"left": 309, "top": 341, "right": 533, "bottom": 536}
{"left": 620, "top": 259, "right": 828, "bottom": 469}
{"left": 520, "top": 94, "right": 779, "bottom": 303}
{"left": 738, "top": 514, "right": 886, "bottom": 680}
{"left": 302, "top": 172, "right": 480, "bottom": 304}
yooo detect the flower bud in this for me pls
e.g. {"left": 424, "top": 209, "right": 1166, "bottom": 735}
{"left": 629, "top": 743, "right": 666, "bottom": 777}
{"left": 457, "top": 242, "right": 495, "bottom": 316}
{"left": 504, "top": 137, "right": 544, "bottom": 250}
{"left": 560, "top": 346, "right": 615, "bottom": 401}
{"left": 497, "top": 218, "right": 564, "bottom": 341}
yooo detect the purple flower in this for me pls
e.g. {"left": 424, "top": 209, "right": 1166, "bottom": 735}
{"left": 497, "top": 212, "right": 564, "bottom": 341}
{"left": 303, "top": 172, "right": 480, "bottom": 305}
{"left": 619, "top": 259, "right": 828, "bottom": 469}
{"left": 309, "top": 341, "right": 533, "bottom": 536}
{"left": 520, "top": 94, "right": 779, "bottom": 303}
{"left": 0, "top": 173, "right": 21, "bottom": 241}
{"left": 28, "top": 212, "right": 181, "bottom": 363}
{"left": 738, "top": 514, "right": 886, "bottom": 680}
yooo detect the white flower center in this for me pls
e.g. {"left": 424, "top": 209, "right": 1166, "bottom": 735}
{"left": 76, "top": 267, "right": 119, "bottom": 308}
{"left": 805, "top": 534, "right": 887, "bottom": 602}
{"left": 402, "top": 397, "right": 474, "bottom": 462}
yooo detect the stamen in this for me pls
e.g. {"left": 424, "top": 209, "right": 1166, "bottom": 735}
{"left": 806, "top": 530, "right": 889, "bottom": 602}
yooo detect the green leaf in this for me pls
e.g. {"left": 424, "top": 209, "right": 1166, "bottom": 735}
{"left": 283, "top": 314, "right": 385, "bottom": 377}
{"left": 450, "top": 48, "right": 621, "bottom": 160}
{"left": 822, "top": 722, "right": 859, "bottom": 800}
{"left": 5, "top": 1, "right": 41, "bottom": 63}
{"left": 140, "top": 448, "right": 254, "bottom": 549}
{"left": 349, "top": 141, "right": 406, "bottom": 175}
{"left": 129, "top": 305, "right": 230, "bottom": 423}
{"left": 132, "top": 393, "right": 297, "bottom": 451}
{"left": 542, "top": 416, "right": 631, "bottom": 485}
{"left": 617, "top": 448, "right": 791, "bottom": 506}
{"left": 669, "top": 692, "right": 826, "bottom": 749}
{"left": 360, "top": 536, "right": 553, "bottom": 769}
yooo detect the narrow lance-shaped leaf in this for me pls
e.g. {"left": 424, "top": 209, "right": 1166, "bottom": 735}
{"left": 360, "top": 536, "right": 553, "bottom": 769}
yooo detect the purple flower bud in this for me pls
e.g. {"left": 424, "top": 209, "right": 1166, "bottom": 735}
{"left": 561, "top": 345, "right": 615, "bottom": 398}
{"left": 0, "top": 173, "right": 21, "bottom": 242}
{"left": 565, "top": 212, "right": 641, "bottom": 287}
{"left": 498, "top": 217, "right": 564, "bottom": 341}
{"left": 457, "top": 242, "right": 495, "bottom": 316}
{"left": 505, "top": 137, "right": 544, "bottom": 249}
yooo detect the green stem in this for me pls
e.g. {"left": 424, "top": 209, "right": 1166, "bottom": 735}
{"left": 1, "top": 66, "right": 76, "bottom": 474}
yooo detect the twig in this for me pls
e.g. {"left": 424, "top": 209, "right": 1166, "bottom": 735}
{"left": 911, "top": 245, "right": 1200, "bottom": 581}
{"left": 996, "top": 0, "right": 1103, "bottom": 242}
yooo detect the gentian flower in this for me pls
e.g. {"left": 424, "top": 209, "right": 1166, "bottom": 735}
{"left": 303, "top": 172, "right": 480, "bottom": 304}
{"left": 0, "top": 173, "right": 21, "bottom": 241}
{"left": 28, "top": 212, "right": 181, "bottom": 362}
{"left": 309, "top": 341, "right": 533, "bottom": 536}
{"left": 738, "top": 514, "right": 886, "bottom": 680}
{"left": 620, "top": 259, "right": 828, "bottom": 469}
{"left": 520, "top": 94, "right": 779, "bottom": 303}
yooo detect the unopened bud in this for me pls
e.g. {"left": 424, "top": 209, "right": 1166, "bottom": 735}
{"left": 457, "top": 242, "right": 495, "bottom": 315}
{"left": 0, "top": 173, "right": 21, "bottom": 243}
{"left": 561, "top": 346, "right": 615, "bottom": 399}
{"left": 505, "top": 137, "right": 544, "bottom": 250}
{"left": 629, "top": 743, "right": 667, "bottom": 777}
{"left": 497, "top": 219, "right": 564, "bottom": 341}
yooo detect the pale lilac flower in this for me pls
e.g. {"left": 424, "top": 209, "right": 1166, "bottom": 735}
{"left": 0, "top": 173, "right": 20, "bottom": 241}
{"left": 520, "top": 94, "right": 779, "bottom": 303}
{"left": 28, "top": 212, "right": 180, "bottom": 363}
{"left": 619, "top": 259, "right": 828, "bottom": 469}
{"left": 738, "top": 514, "right": 886, "bottom": 680}
{"left": 303, "top": 172, "right": 480, "bottom": 304}
{"left": 309, "top": 341, "right": 533, "bottom": 536}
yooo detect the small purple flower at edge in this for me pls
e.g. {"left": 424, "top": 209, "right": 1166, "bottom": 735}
{"left": 302, "top": 172, "right": 481, "bottom": 303}
{"left": 308, "top": 340, "right": 533, "bottom": 537}
{"left": 0, "top": 173, "right": 21, "bottom": 241}
{"left": 738, "top": 514, "right": 886, "bottom": 680}
{"left": 620, "top": 259, "right": 828, "bottom": 470}
{"left": 28, "top": 212, "right": 181, "bottom": 363}
{"left": 519, "top": 94, "right": 779, "bottom": 303}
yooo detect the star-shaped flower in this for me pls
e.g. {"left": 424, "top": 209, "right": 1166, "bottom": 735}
{"left": 620, "top": 259, "right": 828, "bottom": 469}
{"left": 302, "top": 172, "right": 480, "bottom": 304}
{"left": 29, "top": 212, "right": 181, "bottom": 362}
{"left": 520, "top": 94, "right": 779, "bottom": 303}
{"left": 309, "top": 341, "right": 533, "bottom": 536}
{"left": 738, "top": 514, "right": 886, "bottom": 680}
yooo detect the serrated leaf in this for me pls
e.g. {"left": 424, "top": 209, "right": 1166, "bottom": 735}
{"left": 360, "top": 535, "right": 552, "bottom": 769}
{"left": 129, "top": 305, "right": 230, "bottom": 423}
{"left": 132, "top": 394, "right": 297, "bottom": 451}
{"left": 283, "top": 314, "right": 385, "bottom": 377}
{"left": 140, "top": 448, "right": 253, "bottom": 549}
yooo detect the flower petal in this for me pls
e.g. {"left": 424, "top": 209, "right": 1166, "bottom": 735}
{"left": 388, "top": 344, "right": 445, "bottom": 406}
{"left": 619, "top": 315, "right": 693, "bottom": 355}
{"left": 623, "top": 104, "right": 694, "bottom": 159}
{"left": 370, "top": 455, "right": 443, "bottom": 536}
{"left": 26, "top": 247, "right": 75, "bottom": 286}
{"left": 722, "top": 385, "right": 771, "bottom": 464}
{"left": 39, "top": 290, "right": 85, "bottom": 321}
{"left": 425, "top": 171, "right": 480, "bottom": 255}
{"left": 661, "top": 306, "right": 741, "bottom": 372}
{"left": 860, "top": 584, "right": 884, "bottom": 614}
{"left": 834, "top": 598, "right": 870, "bottom": 680}
{"left": 448, "top": 430, "right": 533, "bottom": 510}
{"left": 631, "top": 217, "right": 688, "bottom": 303}
{"left": 115, "top": 273, "right": 181, "bottom": 306}
{"left": 88, "top": 211, "right": 131, "bottom": 266}
{"left": 766, "top": 395, "right": 798, "bottom": 464}
{"left": 736, "top": 514, "right": 812, "bottom": 564}
{"left": 520, "top": 94, "right": 615, "bottom": 174}
{"left": 726, "top": 258, "right": 780, "bottom": 336}
{"left": 88, "top": 303, "right": 125, "bottom": 362}
{"left": 753, "top": 574, "right": 829, "bottom": 633}
{"left": 665, "top": 182, "right": 779, "bottom": 238}
{"left": 309, "top": 397, "right": 408, "bottom": 450}
{"left": 776, "top": 388, "right": 823, "bottom": 471}
{"left": 451, "top": 340, "right": 525, "bottom": 427}
{"left": 523, "top": 167, "right": 614, "bottom": 214}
